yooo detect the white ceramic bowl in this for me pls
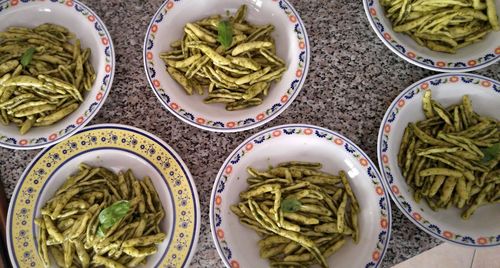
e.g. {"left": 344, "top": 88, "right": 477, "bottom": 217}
{"left": 7, "top": 124, "right": 200, "bottom": 267}
{"left": 211, "top": 124, "right": 392, "bottom": 268}
{"left": 378, "top": 73, "right": 500, "bottom": 247}
{"left": 363, "top": 0, "right": 500, "bottom": 72}
{"left": 0, "top": 0, "right": 115, "bottom": 149}
{"left": 144, "top": 0, "right": 310, "bottom": 132}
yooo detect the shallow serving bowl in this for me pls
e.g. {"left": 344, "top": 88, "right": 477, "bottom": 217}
{"left": 210, "top": 124, "right": 392, "bottom": 268}
{"left": 0, "top": 0, "right": 115, "bottom": 149}
{"left": 363, "top": 0, "right": 500, "bottom": 72}
{"left": 144, "top": 0, "right": 310, "bottom": 132}
{"left": 6, "top": 124, "right": 200, "bottom": 267}
{"left": 378, "top": 73, "right": 500, "bottom": 247}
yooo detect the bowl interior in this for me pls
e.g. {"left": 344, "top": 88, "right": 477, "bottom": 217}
{"left": 367, "top": 0, "right": 500, "bottom": 70}
{"left": 383, "top": 75, "right": 500, "bottom": 243}
{"left": 147, "top": 0, "right": 305, "bottom": 127}
{"left": 0, "top": 1, "right": 111, "bottom": 148}
{"left": 35, "top": 149, "right": 174, "bottom": 267}
{"left": 212, "top": 126, "right": 390, "bottom": 268}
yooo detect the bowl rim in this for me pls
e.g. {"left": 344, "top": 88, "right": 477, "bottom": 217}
{"left": 0, "top": 0, "right": 115, "bottom": 150}
{"left": 210, "top": 123, "right": 393, "bottom": 268}
{"left": 377, "top": 72, "right": 500, "bottom": 248}
{"left": 362, "top": 0, "right": 500, "bottom": 72}
{"left": 6, "top": 123, "right": 201, "bottom": 267}
{"left": 142, "top": 0, "right": 310, "bottom": 133}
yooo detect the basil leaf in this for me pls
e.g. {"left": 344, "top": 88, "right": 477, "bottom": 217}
{"left": 97, "top": 200, "right": 130, "bottom": 237}
{"left": 96, "top": 226, "right": 105, "bottom": 237}
{"left": 281, "top": 198, "right": 302, "bottom": 213}
{"left": 20, "top": 47, "right": 36, "bottom": 67}
{"left": 217, "top": 20, "right": 233, "bottom": 49}
{"left": 481, "top": 143, "right": 500, "bottom": 163}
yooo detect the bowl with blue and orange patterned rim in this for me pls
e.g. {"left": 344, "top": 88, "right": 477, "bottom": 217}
{"left": 6, "top": 124, "right": 201, "bottom": 267}
{"left": 143, "top": 0, "right": 309, "bottom": 132}
{"left": 0, "top": 0, "right": 114, "bottom": 150}
{"left": 210, "top": 124, "right": 392, "bottom": 268}
{"left": 378, "top": 73, "right": 500, "bottom": 247}
{"left": 363, "top": 0, "right": 500, "bottom": 72}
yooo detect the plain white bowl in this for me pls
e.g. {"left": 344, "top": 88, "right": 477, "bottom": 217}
{"left": 378, "top": 73, "right": 500, "bottom": 247}
{"left": 0, "top": 0, "right": 115, "bottom": 149}
{"left": 211, "top": 124, "right": 392, "bottom": 268}
{"left": 144, "top": 0, "right": 310, "bottom": 132}
{"left": 363, "top": 0, "right": 500, "bottom": 72}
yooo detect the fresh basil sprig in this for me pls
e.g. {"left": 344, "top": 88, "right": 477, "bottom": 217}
{"left": 481, "top": 143, "right": 500, "bottom": 163}
{"left": 96, "top": 200, "right": 130, "bottom": 237}
{"left": 217, "top": 20, "right": 233, "bottom": 49}
{"left": 281, "top": 198, "right": 302, "bottom": 213}
{"left": 20, "top": 47, "right": 36, "bottom": 67}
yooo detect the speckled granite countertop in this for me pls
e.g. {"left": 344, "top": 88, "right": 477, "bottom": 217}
{"left": 0, "top": 0, "right": 498, "bottom": 267}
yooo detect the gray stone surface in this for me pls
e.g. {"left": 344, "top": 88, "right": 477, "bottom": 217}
{"left": 0, "top": 0, "right": 498, "bottom": 267}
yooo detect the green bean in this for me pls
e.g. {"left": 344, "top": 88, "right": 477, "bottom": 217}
{"left": 74, "top": 240, "right": 90, "bottom": 268}
{"left": 185, "top": 23, "right": 217, "bottom": 43}
{"left": 233, "top": 5, "right": 247, "bottom": 23}
{"left": 399, "top": 90, "right": 499, "bottom": 218}
{"left": 122, "top": 233, "right": 166, "bottom": 248}
{"left": 228, "top": 56, "right": 261, "bottom": 71}
{"left": 0, "top": 24, "right": 96, "bottom": 133}
{"left": 247, "top": 25, "right": 275, "bottom": 42}
{"left": 74, "top": 55, "right": 84, "bottom": 89}
{"left": 38, "top": 225, "right": 50, "bottom": 267}
{"left": 440, "top": 177, "right": 458, "bottom": 204}
{"left": 411, "top": 123, "right": 450, "bottom": 146}
{"left": 92, "top": 255, "right": 126, "bottom": 268}
{"left": 428, "top": 175, "right": 446, "bottom": 197}
{"left": 234, "top": 66, "right": 271, "bottom": 85}
{"left": 351, "top": 211, "right": 359, "bottom": 242}
{"left": 383, "top": 1, "right": 498, "bottom": 53}
{"left": 416, "top": 146, "right": 461, "bottom": 155}
{"left": 165, "top": 54, "right": 201, "bottom": 68}
{"left": 0, "top": 60, "right": 19, "bottom": 76}
{"left": 36, "top": 164, "right": 165, "bottom": 267}
{"left": 456, "top": 176, "right": 468, "bottom": 207}
{"left": 123, "top": 246, "right": 157, "bottom": 258}
{"left": 232, "top": 41, "right": 273, "bottom": 56}
{"left": 167, "top": 67, "right": 193, "bottom": 95}
{"left": 19, "top": 116, "right": 35, "bottom": 134}
{"left": 299, "top": 204, "right": 332, "bottom": 216}
{"left": 398, "top": 125, "right": 412, "bottom": 167}
{"left": 323, "top": 239, "right": 346, "bottom": 258}
{"left": 258, "top": 235, "right": 290, "bottom": 248}
{"left": 340, "top": 171, "right": 359, "bottom": 212}
{"left": 258, "top": 48, "right": 285, "bottom": 67}
{"left": 485, "top": 0, "right": 499, "bottom": 30}
{"left": 242, "top": 81, "right": 267, "bottom": 100}
{"left": 226, "top": 98, "right": 263, "bottom": 111}
{"left": 336, "top": 193, "right": 347, "bottom": 233}
{"left": 419, "top": 168, "right": 463, "bottom": 177}
{"left": 56, "top": 218, "right": 75, "bottom": 231}
{"left": 283, "top": 253, "right": 313, "bottom": 262}
{"left": 233, "top": 162, "right": 358, "bottom": 267}
{"left": 403, "top": 137, "right": 416, "bottom": 177}
{"left": 187, "top": 44, "right": 231, "bottom": 65}
{"left": 432, "top": 102, "right": 453, "bottom": 127}
{"left": 422, "top": 154, "right": 464, "bottom": 171}
{"left": 69, "top": 208, "right": 93, "bottom": 239}
{"left": 49, "top": 246, "right": 65, "bottom": 267}
{"left": 251, "top": 67, "right": 286, "bottom": 84}
{"left": 462, "top": 183, "right": 494, "bottom": 219}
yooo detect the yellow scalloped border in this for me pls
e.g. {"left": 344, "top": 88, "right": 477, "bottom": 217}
{"left": 8, "top": 125, "right": 198, "bottom": 268}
